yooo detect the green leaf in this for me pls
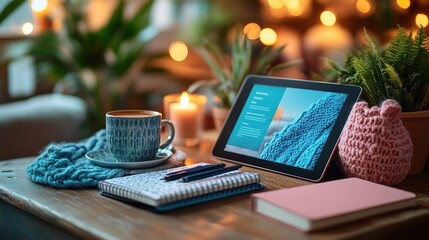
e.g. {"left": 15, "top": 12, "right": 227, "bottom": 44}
{"left": 416, "top": 85, "right": 429, "bottom": 110}
{"left": 384, "top": 27, "right": 412, "bottom": 75}
{"left": 384, "top": 63, "right": 402, "bottom": 87}
{"left": 200, "top": 39, "right": 230, "bottom": 82}
{"left": 99, "top": 0, "right": 125, "bottom": 52}
{"left": 199, "top": 27, "right": 302, "bottom": 108}
{"left": 231, "top": 31, "right": 251, "bottom": 91}
{"left": 0, "top": 0, "right": 26, "bottom": 24}
{"left": 121, "top": 0, "right": 154, "bottom": 40}
{"left": 407, "top": 27, "right": 425, "bottom": 72}
{"left": 352, "top": 57, "right": 379, "bottom": 106}
{"left": 253, "top": 45, "right": 286, "bottom": 75}
{"left": 268, "top": 58, "right": 303, "bottom": 75}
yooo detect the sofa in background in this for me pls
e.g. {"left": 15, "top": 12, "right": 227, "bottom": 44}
{"left": 0, "top": 94, "right": 87, "bottom": 160}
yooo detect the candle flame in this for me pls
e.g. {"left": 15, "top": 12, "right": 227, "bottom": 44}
{"left": 180, "top": 92, "right": 190, "bottom": 108}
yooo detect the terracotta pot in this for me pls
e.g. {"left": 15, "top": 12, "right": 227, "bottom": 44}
{"left": 212, "top": 106, "right": 230, "bottom": 131}
{"left": 401, "top": 109, "right": 429, "bottom": 175}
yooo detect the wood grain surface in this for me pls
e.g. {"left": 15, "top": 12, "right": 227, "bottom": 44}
{"left": 1, "top": 131, "right": 429, "bottom": 240}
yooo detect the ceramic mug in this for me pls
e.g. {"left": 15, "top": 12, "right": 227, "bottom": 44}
{"left": 106, "top": 110, "right": 175, "bottom": 162}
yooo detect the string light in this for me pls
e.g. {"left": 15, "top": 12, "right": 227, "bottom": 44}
{"left": 260, "top": 28, "right": 277, "bottom": 46}
{"left": 320, "top": 11, "right": 336, "bottom": 27}
{"left": 244, "top": 23, "right": 261, "bottom": 40}
{"left": 31, "top": 0, "right": 48, "bottom": 12}
{"left": 169, "top": 41, "right": 188, "bottom": 62}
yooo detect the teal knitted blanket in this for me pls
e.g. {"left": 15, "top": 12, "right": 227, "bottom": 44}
{"left": 258, "top": 92, "right": 346, "bottom": 170}
{"left": 26, "top": 130, "right": 185, "bottom": 188}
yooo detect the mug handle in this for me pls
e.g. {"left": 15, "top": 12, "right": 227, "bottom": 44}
{"left": 159, "top": 119, "right": 175, "bottom": 149}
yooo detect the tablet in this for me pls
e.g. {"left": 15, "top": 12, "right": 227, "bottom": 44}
{"left": 212, "top": 75, "right": 361, "bottom": 182}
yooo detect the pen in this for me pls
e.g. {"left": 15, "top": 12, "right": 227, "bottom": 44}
{"left": 163, "top": 163, "right": 226, "bottom": 181}
{"left": 181, "top": 164, "right": 243, "bottom": 182}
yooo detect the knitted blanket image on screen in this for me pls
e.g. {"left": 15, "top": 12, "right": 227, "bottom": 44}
{"left": 258, "top": 92, "right": 346, "bottom": 170}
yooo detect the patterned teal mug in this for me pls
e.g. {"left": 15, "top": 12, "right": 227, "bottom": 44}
{"left": 106, "top": 110, "right": 175, "bottom": 162}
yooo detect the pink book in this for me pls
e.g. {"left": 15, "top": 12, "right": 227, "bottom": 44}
{"left": 251, "top": 177, "right": 416, "bottom": 232}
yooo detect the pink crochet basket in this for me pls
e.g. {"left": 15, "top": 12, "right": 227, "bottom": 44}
{"left": 337, "top": 100, "right": 412, "bottom": 186}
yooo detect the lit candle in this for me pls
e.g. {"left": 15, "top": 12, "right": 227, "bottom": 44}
{"left": 169, "top": 92, "right": 199, "bottom": 146}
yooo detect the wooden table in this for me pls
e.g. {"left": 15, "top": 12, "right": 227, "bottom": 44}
{"left": 1, "top": 131, "right": 429, "bottom": 240}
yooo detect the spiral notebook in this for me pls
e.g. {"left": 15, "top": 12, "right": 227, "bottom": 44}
{"left": 98, "top": 163, "right": 264, "bottom": 212}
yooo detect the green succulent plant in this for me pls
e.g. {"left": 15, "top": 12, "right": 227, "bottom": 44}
{"left": 199, "top": 29, "right": 302, "bottom": 108}
{"left": 330, "top": 26, "right": 429, "bottom": 112}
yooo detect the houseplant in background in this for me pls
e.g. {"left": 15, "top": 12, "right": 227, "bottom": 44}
{"left": 330, "top": 26, "right": 429, "bottom": 175}
{"left": 198, "top": 29, "right": 302, "bottom": 130}
{"left": 2, "top": 0, "right": 154, "bottom": 133}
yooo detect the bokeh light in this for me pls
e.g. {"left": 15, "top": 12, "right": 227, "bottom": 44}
{"left": 415, "top": 13, "right": 429, "bottom": 27}
{"left": 269, "top": 7, "right": 287, "bottom": 18}
{"left": 260, "top": 28, "right": 277, "bottom": 46}
{"left": 244, "top": 23, "right": 261, "bottom": 40}
{"left": 356, "top": 0, "right": 371, "bottom": 14}
{"left": 287, "top": 2, "right": 304, "bottom": 16}
{"left": 169, "top": 41, "right": 188, "bottom": 62}
{"left": 268, "top": 0, "right": 284, "bottom": 9}
{"left": 320, "top": 10, "right": 336, "bottom": 26}
{"left": 397, "top": 0, "right": 411, "bottom": 9}
{"left": 22, "top": 22, "right": 34, "bottom": 35}
{"left": 284, "top": 0, "right": 300, "bottom": 9}
{"left": 31, "top": 0, "right": 48, "bottom": 12}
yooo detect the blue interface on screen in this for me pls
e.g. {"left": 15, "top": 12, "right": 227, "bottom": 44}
{"left": 225, "top": 84, "right": 347, "bottom": 170}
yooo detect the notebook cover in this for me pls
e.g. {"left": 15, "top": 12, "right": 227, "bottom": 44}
{"left": 252, "top": 178, "right": 416, "bottom": 230}
{"left": 98, "top": 163, "right": 263, "bottom": 210}
{"left": 102, "top": 183, "right": 264, "bottom": 212}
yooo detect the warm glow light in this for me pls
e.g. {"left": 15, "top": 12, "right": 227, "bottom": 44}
{"left": 268, "top": 0, "right": 284, "bottom": 9}
{"left": 180, "top": 92, "right": 190, "bottom": 108}
{"left": 169, "top": 41, "right": 188, "bottom": 62}
{"left": 22, "top": 22, "right": 34, "bottom": 35}
{"left": 269, "top": 7, "right": 287, "bottom": 18}
{"left": 260, "top": 28, "right": 277, "bottom": 46}
{"left": 415, "top": 13, "right": 429, "bottom": 27}
{"left": 244, "top": 23, "right": 261, "bottom": 40}
{"left": 356, "top": 0, "right": 371, "bottom": 14}
{"left": 287, "top": 2, "right": 304, "bottom": 16}
{"left": 397, "top": 0, "right": 411, "bottom": 9}
{"left": 31, "top": 0, "right": 48, "bottom": 12}
{"left": 283, "top": 0, "right": 299, "bottom": 9}
{"left": 320, "top": 10, "right": 336, "bottom": 27}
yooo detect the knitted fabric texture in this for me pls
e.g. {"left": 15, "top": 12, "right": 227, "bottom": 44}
{"left": 26, "top": 130, "right": 185, "bottom": 188}
{"left": 337, "top": 100, "right": 412, "bottom": 186}
{"left": 258, "top": 92, "right": 346, "bottom": 170}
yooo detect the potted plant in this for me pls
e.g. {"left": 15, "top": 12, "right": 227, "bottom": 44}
{"left": 329, "top": 26, "right": 429, "bottom": 175}
{"left": 198, "top": 29, "right": 302, "bottom": 129}
{"left": 2, "top": 0, "right": 154, "bottom": 133}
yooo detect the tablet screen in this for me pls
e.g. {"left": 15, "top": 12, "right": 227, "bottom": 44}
{"left": 212, "top": 75, "right": 361, "bottom": 181}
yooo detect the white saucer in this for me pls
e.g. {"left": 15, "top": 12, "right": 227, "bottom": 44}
{"left": 85, "top": 149, "right": 172, "bottom": 169}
